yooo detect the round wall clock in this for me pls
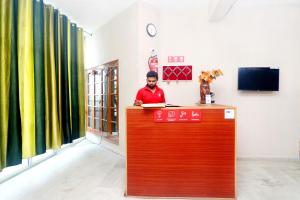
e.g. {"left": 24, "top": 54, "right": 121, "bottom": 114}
{"left": 146, "top": 23, "right": 157, "bottom": 37}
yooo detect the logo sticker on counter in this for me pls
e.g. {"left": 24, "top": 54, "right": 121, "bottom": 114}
{"left": 178, "top": 110, "right": 189, "bottom": 121}
{"left": 154, "top": 110, "right": 164, "bottom": 121}
{"left": 224, "top": 109, "right": 235, "bottom": 119}
{"left": 154, "top": 109, "right": 201, "bottom": 122}
{"left": 191, "top": 110, "right": 201, "bottom": 121}
{"left": 166, "top": 110, "right": 177, "bottom": 121}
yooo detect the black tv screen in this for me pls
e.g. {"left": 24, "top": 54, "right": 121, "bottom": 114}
{"left": 238, "top": 67, "right": 279, "bottom": 91}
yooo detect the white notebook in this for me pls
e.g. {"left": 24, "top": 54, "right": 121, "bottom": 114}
{"left": 141, "top": 103, "right": 166, "bottom": 108}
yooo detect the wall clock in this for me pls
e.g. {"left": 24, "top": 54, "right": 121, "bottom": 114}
{"left": 146, "top": 23, "right": 157, "bottom": 37}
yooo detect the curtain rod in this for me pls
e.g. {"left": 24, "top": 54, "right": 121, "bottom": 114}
{"left": 76, "top": 26, "right": 92, "bottom": 37}
{"left": 42, "top": 1, "right": 92, "bottom": 37}
{"left": 83, "top": 30, "right": 92, "bottom": 37}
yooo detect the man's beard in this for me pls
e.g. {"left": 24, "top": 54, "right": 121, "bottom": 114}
{"left": 147, "top": 84, "right": 156, "bottom": 89}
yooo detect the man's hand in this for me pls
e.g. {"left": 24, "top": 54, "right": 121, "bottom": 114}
{"left": 134, "top": 100, "right": 143, "bottom": 106}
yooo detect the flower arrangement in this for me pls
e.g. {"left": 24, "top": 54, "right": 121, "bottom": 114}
{"left": 199, "top": 69, "right": 223, "bottom": 83}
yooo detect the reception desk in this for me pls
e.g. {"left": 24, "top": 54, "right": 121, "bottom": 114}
{"left": 126, "top": 105, "right": 236, "bottom": 199}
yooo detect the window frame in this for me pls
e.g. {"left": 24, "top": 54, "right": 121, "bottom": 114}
{"left": 85, "top": 60, "right": 119, "bottom": 144}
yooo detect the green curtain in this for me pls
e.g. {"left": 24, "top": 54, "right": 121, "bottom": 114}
{"left": 7, "top": 0, "right": 22, "bottom": 167}
{"left": 0, "top": 0, "right": 13, "bottom": 170}
{"left": 71, "top": 23, "right": 79, "bottom": 140}
{"left": 67, "top": 19, "right": 72, "bottom": 133}
{"left": 33, "top": 0, "right": 46, "bottom": 155}
{"left": 77, "top": 28, "right": 85, "bottom": 138}
{"left": 54, "top": 9, "right": 62, "bottom": 142}
{"left": 61, "top": 15, "right": 72, "bottom": 144}
{"left": 44, "top": 4, "right": 61, "bottom": 149}
{"left": 0, "top": 0, "right": 85, "bottom": 171}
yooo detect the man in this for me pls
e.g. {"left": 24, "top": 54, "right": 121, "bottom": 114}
{"left": 134, "top": 71, "right": 166, "bottom": 106}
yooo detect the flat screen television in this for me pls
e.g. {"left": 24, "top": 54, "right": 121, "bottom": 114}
{"left": 238, "top": 67, "right": 279, "bottom": 91}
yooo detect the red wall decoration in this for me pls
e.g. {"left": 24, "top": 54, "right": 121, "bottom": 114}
{"left": 163, "top": 65, "right": 192, "bottom": 80}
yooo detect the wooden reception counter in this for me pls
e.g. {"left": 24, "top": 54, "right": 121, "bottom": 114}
{"left": 126, "top": 104, "right": 236, "bottom": 199}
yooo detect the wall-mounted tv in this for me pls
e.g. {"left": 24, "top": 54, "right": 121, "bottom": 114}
{"left": 238, "top": 67, "right": 279, "bottom": 91}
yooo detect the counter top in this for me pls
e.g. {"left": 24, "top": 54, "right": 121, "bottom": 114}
{"left": 127, "top": 104, "right": 235, "bottom": 110}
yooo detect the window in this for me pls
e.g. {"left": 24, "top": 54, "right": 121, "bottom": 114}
{"left": 86, "top": 60, "right": 119, "bottom": 144}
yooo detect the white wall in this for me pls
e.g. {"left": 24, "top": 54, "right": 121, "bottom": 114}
{"left": 84, "top": 3, "right": 139, "bottom": 154}
{"left": 136, "top": 2, "right": 160, "bottom": 86}
{"left": 153, "top": 1, "right": 300, "bottom": 159}
{"left": 86, "top": 0, "right": 300, "bottom": 158}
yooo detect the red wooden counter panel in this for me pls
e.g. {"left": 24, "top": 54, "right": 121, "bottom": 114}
{"left": 126, "top": 106, "right": 236, "bottom": 199}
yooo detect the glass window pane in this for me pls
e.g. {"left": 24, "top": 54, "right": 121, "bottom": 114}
{"left": 88, "top": 107, "right": 92, "bottom": 117}
{"left": 88, "top": 96, "right": 93, "bottom": 106}
{"left": 102, "top": 69, "right": 107, "bottom": 80}
{"left": 95, "top": 118, "right": 100, "bottom": 130}
{"left": 102, "top": 120, "right": 108, "bottom": 132}
{"left": 111, "top": 81, "right": 117, "bottom": 94}
{"left": 89, "top": 84, "right": 94, "bottom": 94}
{"left": 95, "top": 107, "right": 100, "bottom": 118}
{"left": 87, "top": 65, "right": 118, "bottom": 140}
{"left": 112, "top": 122, "right": 117, "bottom": 132}
{"left": 95, "top": 73, "right": 100, "bottom": 83}
{"left": 111, "top": 95, "right": 117, "bottom": 108}
{"left": 111, "top": 116, "right": 115, "bottom": 122}
{"left": 88, "top": 117, "right": 92, "bottom": 128}
{"left": 103, "top": 108, "right": 107, "bottom": 120}
{"left": 95, "top": 95, "right": 100, "bottom": 107}
{"left": 113, "top": 68, "right": 117, "bottom": 80}
{"left": 104, "top": 82, "right": 108, "bottom": 94}
{"left": 111, "top": 108, "right": 117, "bottom": 122}
{"left": 102, "top": 83, "right": 106, "bottom": 95}
{"left": 88, "top": 73, "right": 94, "bottom": 83}
{"left": 99, "top": 81, "right": 103, "bottom": 95}
{"left": 103, "top": 93, "right": 108, "bottom": 107}
{"left": 95, "top": 83, "right": 100, "bottom": 95}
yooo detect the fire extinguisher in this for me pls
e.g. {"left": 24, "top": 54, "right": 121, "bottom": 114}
{"left": 148, "top": 49, "right": 158, "bottom": 72}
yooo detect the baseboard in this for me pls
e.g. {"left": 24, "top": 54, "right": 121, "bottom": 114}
{"left": 237, "top": 157, "right": 299, "bottom": 161}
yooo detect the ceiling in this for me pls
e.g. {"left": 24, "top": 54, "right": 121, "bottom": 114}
{"left": 45, "top": 0, "right": 138, "bottom": 33}
{"left": 44, "top": 0, "right": 300, "bottom": 33}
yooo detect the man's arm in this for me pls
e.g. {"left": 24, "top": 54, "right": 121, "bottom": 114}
{"left": 134, "top": 90, "right": 143, "bottom": 106}
{"left": 134, "top": 100, "right": 143, "bottom": 106}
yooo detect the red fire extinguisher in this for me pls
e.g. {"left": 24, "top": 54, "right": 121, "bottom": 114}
{"left": 148, "top": 49, "right": 158, "bottom": 72}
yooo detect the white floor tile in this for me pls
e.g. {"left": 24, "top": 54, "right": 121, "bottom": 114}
{"left": 0, "top": 140, "right": 299, "bottom": 200}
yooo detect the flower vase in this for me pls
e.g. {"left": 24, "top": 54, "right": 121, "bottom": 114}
{"left": 200, "top": 80, "right": 210, "bottom": 104}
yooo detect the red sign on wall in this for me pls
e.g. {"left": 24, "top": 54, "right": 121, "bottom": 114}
{"left": 168, "top": 56, "right": 184, "bottom": 63}
{"left": 154, "top": 109, "right": 201, "bottom": 122}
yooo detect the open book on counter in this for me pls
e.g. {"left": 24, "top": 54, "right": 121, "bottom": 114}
{"left": 141, "top": 103, "right": 181, "bottom": 108}
{"left": 141, "top": 103, "right": 166, "bottom": 108}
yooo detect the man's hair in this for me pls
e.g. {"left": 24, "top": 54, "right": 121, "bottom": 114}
{"left": 146, "top": 71, "right": 158, "bottom": 80}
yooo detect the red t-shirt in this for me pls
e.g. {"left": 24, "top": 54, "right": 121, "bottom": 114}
{"left": 135, "top": 85, "right": 166, "bottom": 104}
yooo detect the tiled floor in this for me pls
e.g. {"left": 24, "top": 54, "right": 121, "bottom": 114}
{"left": 0, "top": 140, "right": 299, "bottom": 200}
{"left": 237, "top": 159, "right": 300, "bottom": 200}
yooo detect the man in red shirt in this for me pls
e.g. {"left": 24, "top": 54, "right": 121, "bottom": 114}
{"left": 134, "top": 71, "right": 166, "bottom": 106}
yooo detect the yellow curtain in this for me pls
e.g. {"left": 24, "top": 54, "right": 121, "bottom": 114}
{"left": 77, "top": 28, "right": 86, "bottom": 137}
{"left": 18, "top": 0, "right": 36, "bottom": 158}
{"left": 0, "top": 0, "right": 12, "bottom": 169}
{"left": 44, "top": 5, "right": 61, "bottom": 149}
{"left": 0, "top": 0, "right": 86, "bottom": 171}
